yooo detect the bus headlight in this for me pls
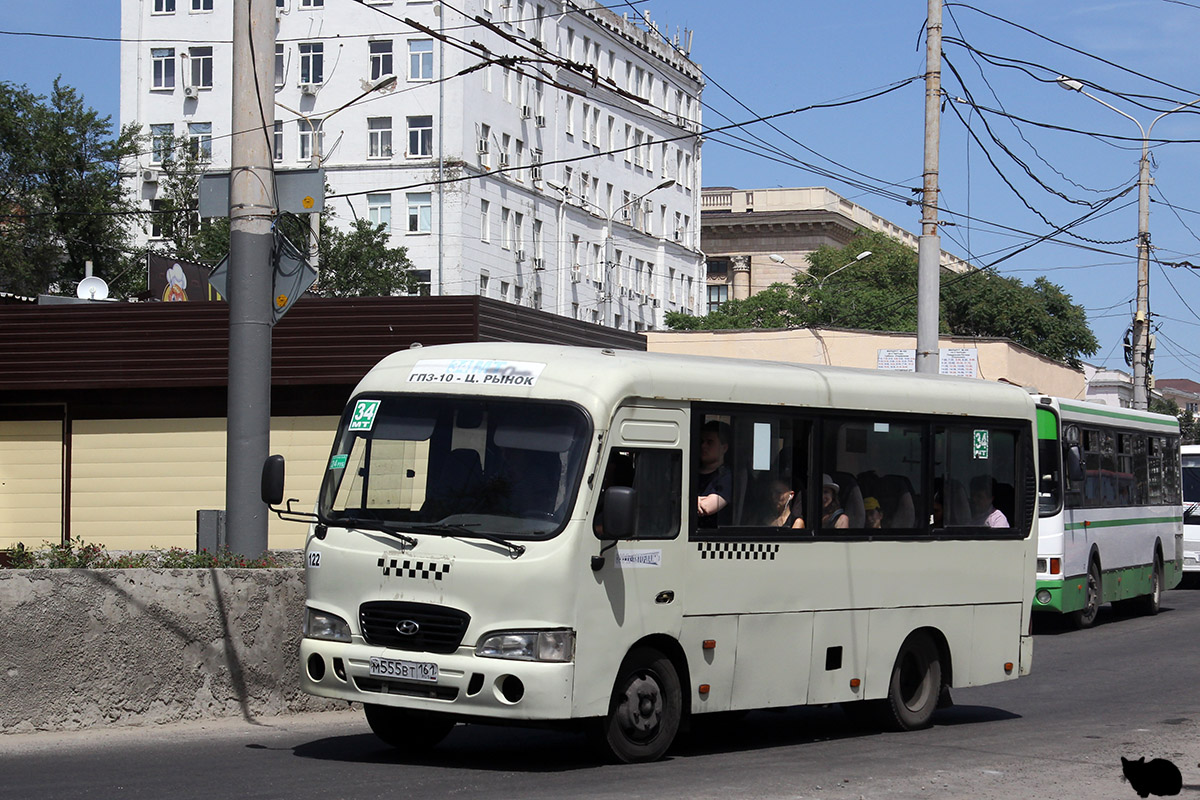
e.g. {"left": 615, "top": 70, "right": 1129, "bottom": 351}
{"left": 1036, "top": 589, "right": 1052, "bottom": 605}
{"left": 304, "top": 607, "right": 351, "bottom": 643}
{"left": 475, "top": 630, "right": 575, "bottom": 662}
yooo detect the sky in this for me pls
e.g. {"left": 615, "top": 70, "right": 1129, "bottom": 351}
{"left": 5, "top": 1, "right": 1200, "bottom": 384}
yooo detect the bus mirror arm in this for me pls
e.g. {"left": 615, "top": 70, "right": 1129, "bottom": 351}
{"left": 590, "top": 540, "right": 618, "bottom": 572}
{"left": 262, "top": 454, "right": 323, "bottom": 528}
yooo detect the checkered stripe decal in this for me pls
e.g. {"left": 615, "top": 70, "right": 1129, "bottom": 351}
{"left": 697, "top": 542, "right": 779, "bottom": 561}
{"left": 378, "top": 557, "right": 452, "bottom": 580}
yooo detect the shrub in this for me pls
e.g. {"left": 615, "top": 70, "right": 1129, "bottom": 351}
{"left": 0, "top": 539, "right": 283, "bottom": 569}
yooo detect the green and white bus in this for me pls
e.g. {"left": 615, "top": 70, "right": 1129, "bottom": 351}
{"left": 264, "top": 344, "right": 1038, "bottom": 762}
{"left": 1032, "top": 397, "right": 1182, "bottom": 627}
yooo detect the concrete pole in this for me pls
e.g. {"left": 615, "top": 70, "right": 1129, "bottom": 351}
{"left": 309, "top": 123, "right": 321, "bottom": 272}
{"left": 226, "top": 0, "right": 276, "bottom": 557}
{"left": 1132, "top": 141, "right": 1151, "bottom": 410}
{"left": 915, "top": 0, "right": 943, "bottom": 375}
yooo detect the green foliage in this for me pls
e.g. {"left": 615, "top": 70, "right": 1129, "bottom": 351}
{"left": 1151, "top": 398, "right": 1199, "bottom": 444}
{"left": 667, "top": 230, "right": 1099, "bottom": 368}
{"left": 314, "top": 217, "right": 419, "bottom": 297}
{"left": 0, "top": 539, "right": 282, "bottom": 569}
{"left": 0, "top": 79, "right": 142, "bottom": 297}
{"left": 145, "top": 134, "right": 230, "bottom": 266}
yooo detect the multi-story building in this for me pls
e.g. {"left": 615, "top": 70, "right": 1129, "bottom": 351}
{"left": 120, "top": 0, "right": 705, "bottom": 330}
{"left": 700, "top": 186, "right": 971, "bottom": 313}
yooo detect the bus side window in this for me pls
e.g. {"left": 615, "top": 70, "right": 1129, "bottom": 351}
{"left": 597, "top": 448, "right": 682, "bottom": 540}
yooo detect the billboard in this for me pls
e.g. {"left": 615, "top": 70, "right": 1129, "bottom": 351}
{"left": 147, "top": 253, "right": 223, "bottom": 302}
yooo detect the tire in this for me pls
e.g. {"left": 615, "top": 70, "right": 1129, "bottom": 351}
{"left": 884, "top": 632, "right": 942, "bottom": 731}
{"left": 600, "top": 646, "right": 683, "bottom": 763}
{"left": 1070, "top": 560, "right": 1102, "bottom": 629}
{"left": 1133, "top": 554, "right": 1164, "bottom": 616}
{"left": 363, "top": 704, "right": 456, "bottom": 750}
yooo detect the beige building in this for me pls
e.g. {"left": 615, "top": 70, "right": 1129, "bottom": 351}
{"left": 701, "top": 186, "right": 971, "bottom": 311}
{"left": 645, "top": 326, "right": 1086, "bottom": 399}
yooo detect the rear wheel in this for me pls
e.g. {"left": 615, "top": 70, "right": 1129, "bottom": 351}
{"left": 1070, "top": 560, "right": 1102, "bottom": 629}
{"left": 885, "top": 631, "right": 942, "bottom": 731}
{"left": 1134, "top": 554, "right": 1163, "bottom": 616}
{"left": 363, "top": 704, "right": 456, "bottom": 750}
{"left": 599, "top": 646, "right": 682, "bottom": 763}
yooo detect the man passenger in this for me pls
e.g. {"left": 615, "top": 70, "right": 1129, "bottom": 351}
{"left": 697, "top": 420, "right": 732, "bottom": 523}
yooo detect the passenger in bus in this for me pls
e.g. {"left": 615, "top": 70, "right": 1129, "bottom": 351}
{"left": 821, "top": 474, "right": 850, "bottom": 529}
{"left": 970, "top": 476, "right": 1009, "bottom": 528}
{"left": 697, "top": 420, "right": 732, "bottom": 523}
{"left": 864, "top": 496, "right": 883, "bottom": 529}
{"left": 756, "top": 478, "right": 804, "bottom": 529}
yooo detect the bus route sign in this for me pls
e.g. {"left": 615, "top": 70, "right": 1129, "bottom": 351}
{"left": 973, "top": 429, "right": 990, "bottom": 459}
{"left": 349, "top": 399, "right": 381, "bottom": 431}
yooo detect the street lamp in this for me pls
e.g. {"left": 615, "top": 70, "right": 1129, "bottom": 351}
{"left": 814, "top": 250, "right": 873, "bottom": 289}
{"left": 276, "top": 75, "right": 398, "bottom": 268}
{"left": 601, "top": 179, "right": 674, "bottom": 326}
{"left": 1057, "top": 75, "right": 1200, "bottom": 409}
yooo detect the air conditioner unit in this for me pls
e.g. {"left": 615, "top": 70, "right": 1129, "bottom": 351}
{"left": 570, "top": 265, "right": 582, "bottom": 283}
{"left": 183, "top": 85, "right": 199, "bottom": 98}
{"left": 141, "top": 169, "right": 159, "bottom": 184}
{"left": 673, "top": 228, "right": 683, "bottom": 242}
{"left": 300, "top": 83, "right": 318, "bottom": 96}
{"left": 530, "top": 166, "right": 542, "bottom": 182}
{"left": 651, "top": 298, "right": 661, "bottom": 308}
{"left": 477, "top": 138, "right": 489, "bottom": 154}
{"left": 514, "top": 249, "right": 525, "bottom": 262}
{"left": 533, "top": 257, "right": 545, "bottom": 271}
{"left": 620, "top": 207, "right": 632, "bottom": 222}
{"left": 520, "top": 105, "right": 531, "bottom": 119}
{"left": 534, "top": 114, "right": 546, "bottom": 128}
{"left": 498, "top": 152, "right": 510, "bottom": 167}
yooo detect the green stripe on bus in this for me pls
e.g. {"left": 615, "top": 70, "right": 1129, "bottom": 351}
{"left": 1058, "top": 402, "right": 1179, "bottom": 429}
{"left": 1063, "top": 515, "right": 1181, "bottom": 531}
{"left": 1037, "top": 408, "right": 1058, "bottom": 440}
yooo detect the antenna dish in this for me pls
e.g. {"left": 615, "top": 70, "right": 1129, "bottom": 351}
{"left": 77, "top": 276, "right": 110, "bottom": 300}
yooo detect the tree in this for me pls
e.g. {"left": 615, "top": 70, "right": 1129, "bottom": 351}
{"left": 146, "top": 134, "right": 230, "bottom": 266}
{"left": 0, "top": 79, "right": 142, "bottom": 297}
{"left": 1150, "top": 397, "right": 1199, "bottom": 444}
{"left": 313, "top": 217, "right": 418, "bottom": 298}
{"left": 666, "top": 230, "right": 1099, "bottom": 368}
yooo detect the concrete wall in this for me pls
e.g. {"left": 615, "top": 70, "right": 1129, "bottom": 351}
{"left": 0, "top": 568, "right": 338, "bottom": 734}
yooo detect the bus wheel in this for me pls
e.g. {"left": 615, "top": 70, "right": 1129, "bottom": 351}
{"left": 363, "top": 704, "right": 456, "bottom": 750}
{"left": 601, "top": 646, "right": 682, "bottom": 763}
{"left": 885, "top": 632, "right": 942, "bottom": 731}
{"left": 1071, "top": 560, "right": 1102, "bottom": 629}
{"left": 1134, "top": 555, "right": 1164, "bottom": 616}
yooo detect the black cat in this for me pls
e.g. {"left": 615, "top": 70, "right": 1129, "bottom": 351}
{"left": 1121, "top": 756, "right": 1182, "bottom": 798}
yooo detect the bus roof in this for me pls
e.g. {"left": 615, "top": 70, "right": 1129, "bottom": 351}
{"left": 354, "top": 343, "right": 1036, "bottom": 421}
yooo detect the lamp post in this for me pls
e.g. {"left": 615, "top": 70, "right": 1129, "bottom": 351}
{"left": 1057, "top": 76, "right": 1200, "bottom": 409}
{"left": 277, "top": 75, "right": 398, "bottom": 270}
{"left": 602, "top": 179, "right": 675, "bottom": 326}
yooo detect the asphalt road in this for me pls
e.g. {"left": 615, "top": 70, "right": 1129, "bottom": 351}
{"left": 6, "top": 588, "right": 1200, "bottom": 800}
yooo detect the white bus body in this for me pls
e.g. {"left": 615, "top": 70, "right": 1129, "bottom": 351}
{"left": 1032, "top": 397, "right": 1182, "bottom": 626}
{"left": 1182, "top": 444, "right": 1200, "bottom": 573}
{"left": 276, "top": 343, "right": 1039, "bottom": 761}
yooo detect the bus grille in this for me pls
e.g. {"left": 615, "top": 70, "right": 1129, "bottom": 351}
{"left": 359, "top": 601, "right": 471, "bottom": 654}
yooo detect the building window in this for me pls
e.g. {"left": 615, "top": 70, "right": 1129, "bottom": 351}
{"left": 191, "top": 0, "right": 213, "bottom": 11}
{"left": 501, "top": 208, "right": 511, "bottom": 249}
{"left": 299, "top": 43, "right": 323, "bottom": 85}
{"left": 707, "top": 284, "right": 728, "bottom": 314}
{"left": 187, "top": 122, "right": 212, "bottom": 161}
{"left": 150, "top": 123, "right": 173, "bottom": 164}
{"left": 533, "top": 219, "right": 543, "bottom": 260}
{"left": 152, "top": 49, "right": 175, "bottom": 90}
{"left": 275, "top": 44, "right": 285, "bottom": 87}
{"left": 298, "top": 119, "right": 324, "bottom": 161}
{"left": 407, "top": 192, "right": 432, "bottom": 233}
{"left": 565, "top": 95, "right": 574, "bottom": 135}
{"left": 407, "top": 115, "right": 433, "bottom": 157}
{"left": 409, "top": 269, "right": 431, "bottom": 297}
{"left": 300, "top": 0, "right": 323, "bottom": 7}
{"left": 367, "top": 193, "right": 392, "bottom": 230}
{"left": 408, "top": 39, "right": 433, "bottom": 81}
{"left": 149, "top": 199, "right": 166, "bottom": 238}
{"left": 480, "top": 199, "right": 491, "bottom": 242}
{"left": 273, "top": 121, "right": 284, "bottom": 161}
{"left": 368, "top": 117, "right": 393, "bottom": 158}
{"left": 370, "top": 40, "right": 393, "bottom": 80}
{"left": 153, "top": 0, "right": 176, "bottom": 13}
{"left": 189, "top": 47, "right": 213, "bottom": 89}
{"left": 479, "top": 272, "right": 490, "bottom": 295}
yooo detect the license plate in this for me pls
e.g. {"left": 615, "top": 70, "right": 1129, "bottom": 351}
{"left": 369, "top": 656, "right": 439, "bottom": 683}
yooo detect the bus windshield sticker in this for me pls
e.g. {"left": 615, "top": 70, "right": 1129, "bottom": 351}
{"left": 349, "top": 399, "right": 381, "bottom": 431}
{"left": 616, "top": 549, "right": 662, "bottom": 568}
{"left": 974, "top": 429, "right": 990, "bottom": 459}
{"left": 407, "top": 359, "right": 547, "bottom": 387}
{"left": 329, "top": 454, "right": 348, "bottom": 470}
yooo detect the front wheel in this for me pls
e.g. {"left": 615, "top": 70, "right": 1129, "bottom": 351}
{"left": 363, "top": 704, "right": 456, "bottom": 750}
{"left": 1070, "top": 560, "right": 1102, "bottom": 629}
{"left": 600, "top": 646, "right": 682, "bottom": 763}
{"left": 885, "top": 631, "right": 942, "bottom": 731}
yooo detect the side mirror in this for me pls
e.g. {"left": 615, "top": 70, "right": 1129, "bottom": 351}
{"left": 1065, "top": 444, "right": 1085, "bottom": 483}
{"left": 597, "top": 486, "right": 638, "bottom": 541}
{"left": 261, "top": 455, "right": 286, "bottom": 506}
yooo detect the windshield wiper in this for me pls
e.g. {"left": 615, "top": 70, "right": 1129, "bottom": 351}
{"left": 340, "top": 518, "right": 418, "bottom": 548}
{"left": 417, "top": 523, "right": 527, "bottom": 559}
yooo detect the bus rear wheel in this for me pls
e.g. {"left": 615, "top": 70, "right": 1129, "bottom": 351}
{"left": 363, "top": 704, "right": 456, "bottom": 750}
{"left": 1133, "top": 554, "right": 1163, "bottom": 616}
{"left": 1071, "top": 560, "right": 1102, "bottom": 629}
{"left": 600, "top": 646, "right": 682, "bottom": 763}
{"left": 885, "top": 631, "right": 942, "bottom": 731}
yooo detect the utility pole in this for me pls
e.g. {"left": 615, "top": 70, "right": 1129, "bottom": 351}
{"left": 226, "top": 0, "right": 276, "bottom": 557}
{"left": 915, "top": 0, "right": 943, "bottom": 375}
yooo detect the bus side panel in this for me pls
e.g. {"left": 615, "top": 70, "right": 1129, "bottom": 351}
{"left": 969, "top": 603, "right": 1024, "bottom": 685}
{"left": 731, "top": 612, "right": 814, "bottom": 709}
{"left": 681, "top": 615, "right": 737, "bottom": 715}
{"left": 805, "top": 610, "right": 867, "bottom": 704}
{"left": 861, "top": 606, "right": 973, "bottom": 700}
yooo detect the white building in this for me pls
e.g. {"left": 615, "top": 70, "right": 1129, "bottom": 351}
{"left": 120, "top": 0, "right": 705, "bottom": 329}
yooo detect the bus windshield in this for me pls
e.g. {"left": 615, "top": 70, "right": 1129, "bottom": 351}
{"left": 319, "top": 395, "right": 591, "bottom": 538}
{"left": 1183, "top": 453, "right": 1200, "bottom": 520}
